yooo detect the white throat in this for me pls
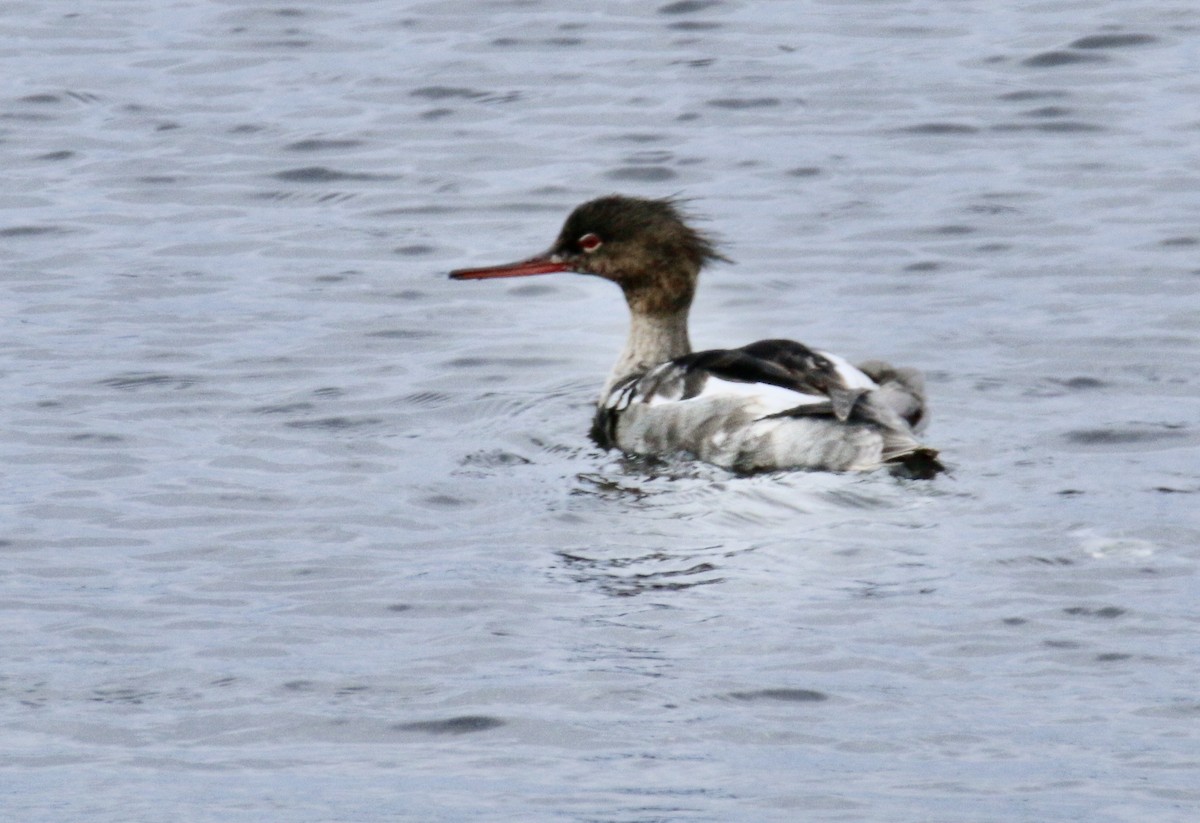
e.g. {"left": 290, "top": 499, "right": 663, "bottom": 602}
{"left": 601, "top": 310, "right": 691, "bottom": 401}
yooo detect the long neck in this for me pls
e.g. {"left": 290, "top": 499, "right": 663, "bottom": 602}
{"left": 601, "top": 308, "right": 691, "bottom": 401}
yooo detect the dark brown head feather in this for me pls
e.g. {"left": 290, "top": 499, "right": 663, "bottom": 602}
{"left": 551, "top": 195, "right": 728, "bottom": 316}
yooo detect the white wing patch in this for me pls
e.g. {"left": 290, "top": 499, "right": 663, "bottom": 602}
{"left": 614, "top": 351, "right": 880, "bottom": 423}
{"left": 650, "top": 375, "right": 827, "bottom": 416}
{"left": 817, "top": 351, "right": 878, "bottom": 391}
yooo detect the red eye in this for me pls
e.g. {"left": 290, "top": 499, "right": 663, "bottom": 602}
{"left": 579, "top": 232, "right": 602, "bottom": 252}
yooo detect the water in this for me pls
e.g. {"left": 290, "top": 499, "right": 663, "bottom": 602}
{"left": 2, "top": 1, "right": 1198, "bottom": 820}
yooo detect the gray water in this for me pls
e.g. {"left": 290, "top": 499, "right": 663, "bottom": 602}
{"left": 3, "top": 1, "right": 1198, "bottom": 821}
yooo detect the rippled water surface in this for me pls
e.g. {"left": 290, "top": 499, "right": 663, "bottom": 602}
{"left": 3, "top": 1, "right": 1199, "bottom": 820}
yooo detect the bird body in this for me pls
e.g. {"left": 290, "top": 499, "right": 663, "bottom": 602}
{"left": 450, "top": 195, "right": 942, "bottom": 477}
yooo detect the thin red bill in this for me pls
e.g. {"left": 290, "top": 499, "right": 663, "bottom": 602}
{"left": 449, "top": 257, "right": 570, "bottom": 280}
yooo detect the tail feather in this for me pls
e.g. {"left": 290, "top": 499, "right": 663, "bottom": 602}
{"left": 857, "top": 360, "right": 929, "bottom": 432}
{"left": 887, "top": 446, "right": 944, "bottom": 480}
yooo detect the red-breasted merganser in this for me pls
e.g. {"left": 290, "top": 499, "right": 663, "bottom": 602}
{"left": 450, "top": 195, "right": 943, "bottom": 477}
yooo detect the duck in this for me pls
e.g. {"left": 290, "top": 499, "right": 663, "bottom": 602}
{"left": 450, "top": 195, "right": 943, "bottom": 478}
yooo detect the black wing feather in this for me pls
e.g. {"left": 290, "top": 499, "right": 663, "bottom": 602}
{"left": 675, "top": 339, "right": 867, "bottom": 420}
